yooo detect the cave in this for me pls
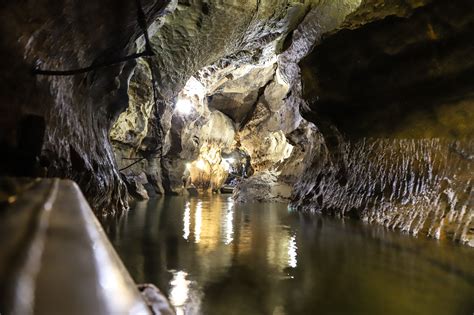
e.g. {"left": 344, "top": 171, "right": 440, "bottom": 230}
{"left": 0, "top": 0, "right": 473, "bottom": 314}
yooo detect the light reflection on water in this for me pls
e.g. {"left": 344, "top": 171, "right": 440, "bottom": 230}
{"left": 183, "top": 202, "right": 191, "bottom": 240}
{"left": 194, "top": 201, "right": 202, "bottom": 244}
{"left": 288, "top": 235, "right": 297, "bottom": 269}
{"left": 169, "top": 271, "right": 190, "bottom": 315}
{"left": 224, "top": 197, "right": 234, "bottom": 245}
{"left": 103, "top": 195, "right": 474, "bottom": 315}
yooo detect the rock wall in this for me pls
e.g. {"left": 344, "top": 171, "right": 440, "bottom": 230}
{"left": 293, "top": 139, "right": 474, "bottom": 245}
{"left": 0, "top": 0, "right": 173, "bottom": 214}
{"left": 293, "top": 0, "right": 474, "bottom": 245}
{"left": 110, "top": 59, "right": 157, "bottom": 200}
{"left": 0, "top": 0, "right": 319, "bottom": 211}
{"left": 110, "top": 0, "right": 322, "bottom": 199}
{"left": 112, "top": 0, "right": 368, "bottom": 202}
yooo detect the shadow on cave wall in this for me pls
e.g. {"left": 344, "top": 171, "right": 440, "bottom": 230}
{"left": 301, "top": 0, "right": 474, "bottom": 139}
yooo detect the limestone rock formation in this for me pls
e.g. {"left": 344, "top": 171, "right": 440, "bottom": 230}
{"left": 234, "top": 171, "right": 293, "bottom": 203}
{"left": 0, "top": 0, "right": 472, "bottom": 246}
{"left": 109, "top": 0, "right": 324, "bottom": 199}
{"left": 111, "top": 60, "right": 155, "bottom": 148}
{"left": 293, "top": 0, "right": 474, "bottom": 245}
{"left": 0, "top": 0, "right": 175, "bottom": 214}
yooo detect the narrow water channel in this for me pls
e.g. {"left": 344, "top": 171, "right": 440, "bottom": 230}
{"left": 102, "top": 195, "right": 474, "bottom": 315}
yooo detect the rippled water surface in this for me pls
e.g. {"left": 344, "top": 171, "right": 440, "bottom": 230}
{"left": 102, "top": 195, "right": 474, "bottom": 315}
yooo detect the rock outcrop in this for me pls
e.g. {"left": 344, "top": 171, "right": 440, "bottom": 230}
{"left": 293, "top": 0, "right": 474, "bottom": 245}
{"left": 0, "top": 0, "right": 174, "bottom": 214}
{"left": 111, "top": 0, "right": 322, "bottom": 199}
{"left": 234, "top": 171, "right": 293, "bottom": 203}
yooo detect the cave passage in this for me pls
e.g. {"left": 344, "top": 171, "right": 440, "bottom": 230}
{"left": 104, "top": 195, "right": 474, "bottom": 315}
{"left": 110, "top": 59, "right": 299, "bottom": 203}
{"left": 1, "top": 0, "right": 473, "bottom": 314}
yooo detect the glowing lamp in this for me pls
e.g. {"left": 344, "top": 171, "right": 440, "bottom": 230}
{"left": 196, "top": 159, "right": 206, "bottom": 170}
{"left": 224, "top": 158, "right": 235, "bottom": 164}
{"left": 221, "top": 160, "right": 230, "bottom": 171}
{"left": 175, "top": 98, "right": 193, "bottom": 115}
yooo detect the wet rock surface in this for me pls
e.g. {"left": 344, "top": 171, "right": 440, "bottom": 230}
{"left": 294, "top": 0, "right": 474, "bottom": 244}
{"left": 234, "top": 171, "right": 293, "bottom": 203}
{"left": 108, "top": 0, "right": 321, "bottom": 201}
{"left": 292, "top": 139, "right": 474, "bottom": 245}
{"left": 301, "top": 0, "right": 474, "bottom": 139}
{"left": 0, "top": 0, "right": 174, "bottom": 214}
{"left": 138, "top": 283, "right": 174, "bottom": 315}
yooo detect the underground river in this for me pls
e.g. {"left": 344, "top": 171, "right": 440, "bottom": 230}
{"left": 102, "top": 195, "right": 474, "bottom": 315}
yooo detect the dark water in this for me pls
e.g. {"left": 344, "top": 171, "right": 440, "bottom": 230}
{"left": 102, "top": 195, "right": 474, "bottom": 315}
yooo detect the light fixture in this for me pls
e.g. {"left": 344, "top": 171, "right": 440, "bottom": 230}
{"left": 224, "top": 157, "right": 235, "bottom": 164}
{"left": 184, "top": 76, "right": 206, "bottom": 97}
{"left": 175, "top": 98, "right": 193, "bottom": 115}
{"left": 221, "top": 160, "right": 230, "bottom": 171}
{"left": 196, "top": 159, "right": 206, "bottom": 170}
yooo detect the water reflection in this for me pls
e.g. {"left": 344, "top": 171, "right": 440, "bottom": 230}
{"left": 183, "top": 202, "right": 190, "bottom": 240}
{"left": 170, "top": 271, "right": 190, "bottom": 315}
{"left": 194, "top": 201, "right": 202, "bottom": 244}
{"left": 224, "top": 197, "right": 234, "bottom": 245}
{"left": 288, "top": 235, "right": 297, "bottom": 269}
{"left": 103, "top": 195, "right": 474, "bottom": 315}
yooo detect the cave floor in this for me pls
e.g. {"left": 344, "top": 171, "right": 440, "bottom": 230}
{"left": 103, "top": 195, "right": 474, "bottom": 315}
